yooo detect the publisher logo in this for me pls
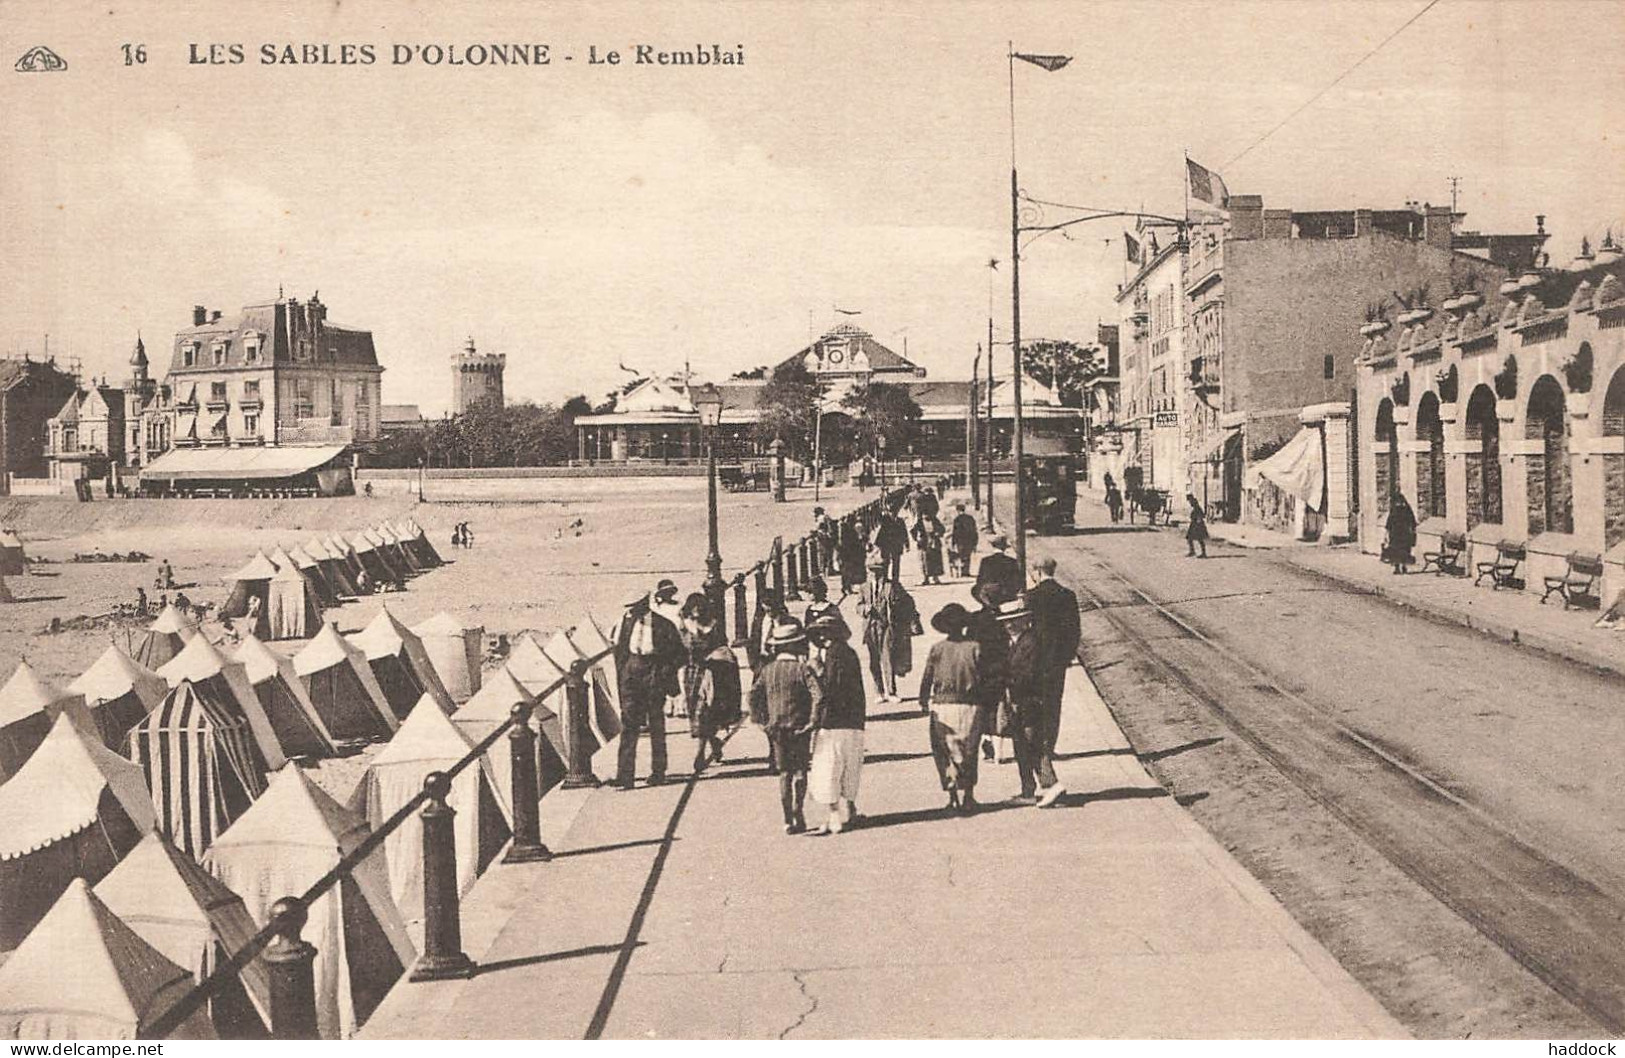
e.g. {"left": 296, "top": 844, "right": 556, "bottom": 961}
{"left": 15, "top": 45, "right": 67, "bottom": 72}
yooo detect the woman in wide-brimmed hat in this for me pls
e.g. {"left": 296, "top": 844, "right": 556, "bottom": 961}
{"left": 686, "top": 601, "right": 740, "bottom": 773}
{"left": 917, "top": 602, "right": 998, "bottom": 813}
{"left": 858, "top": 550, "right": 920, "bottom": 704}
{"left": 748, "top": 615, "right": 821, "bottom": 833}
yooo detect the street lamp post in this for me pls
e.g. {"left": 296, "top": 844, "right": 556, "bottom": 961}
{"left": 769, "top": 437, "right": 786, "bottom": 503}
{"left": 877, "top": 434, "right": 887, "bottom": 492}
{"left": 694, "top": 384, "right": 727, "bottom": 617}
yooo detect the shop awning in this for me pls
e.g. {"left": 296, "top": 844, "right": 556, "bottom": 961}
{"left": 1243, "top": 427, "right": 1324, "bottom": 512}
{"left": 140, "top": 445, "right": 348, "bottom": 482}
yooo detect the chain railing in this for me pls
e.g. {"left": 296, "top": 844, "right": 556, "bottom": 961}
{"left": 145, "top": 486, "right": 907, "bottom": 1040}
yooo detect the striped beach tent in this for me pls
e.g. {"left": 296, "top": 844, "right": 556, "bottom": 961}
{"left": 0, "top": 879, "right": 215, "bottom": 1040}
{"left": 127, "top": 680, "right": 268, "bottom": 858}
{"left": 134, "top": 603, "right": 199, "bottom": 670}
{"left": 291, "top": 623, "right": 398, "bottom": 742}
{"left": 233, "top": 634, "right": 336, "bottom": 759}
{"left": 350, "top": 607, "right": 455, "bottom": 718}
{"left": 0, "top": 660, "right": 94, "bottom": 784}
{"left": 411, "top": 612, "right": 483, "bottom": 703}
{"left": 0, "top": 714, "right": 156, "bottom": 950}
{"left": 452, "top": 663, "right": 564, "bottom": 809}
{"left": 68, "top": 644, "right": 167, "bottom": 750}
{"left": 155, "top": 633, "right": 288, "bottom": 774}
{"left": 305, "top": 537, "right": 358, "bottom": 597}
{"left": 348, "top": 695, "right": 511, "bottom": 948}
{"left": 94, "top": 832, "right": 270, "bottom": 1037}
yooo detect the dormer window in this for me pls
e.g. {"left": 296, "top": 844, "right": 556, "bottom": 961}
{"left": 211, "top": 340, "right": 227, "bottom": 366}
{"left": 182, "top": 342, "right": 199, "bottom": 368}
{"left": 295, "top": 340, "right": 312, "bottom": 363}
{"left": 243, "top": 332, "right": 263, "bottom": 363}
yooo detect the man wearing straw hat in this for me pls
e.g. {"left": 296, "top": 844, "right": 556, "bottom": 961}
{"left": 613, "top": 582, "right": 685, "bottom": 789}
{"left": 999, "top": 595, "right": 1066, "bottom": 807}
{"left": 749, "top": 615, "right": 822, "bottom": 834}
{"left": 806, "top": 610, "right": 866, "bottom": 835}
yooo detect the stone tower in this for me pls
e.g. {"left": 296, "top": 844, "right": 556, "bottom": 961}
{"left": 450, "top": 337, "right": 505, "bottom": 414}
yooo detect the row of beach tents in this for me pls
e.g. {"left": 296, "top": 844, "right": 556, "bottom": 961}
{"left": 219, "top": 520, "right": 442, "bottom": 640}
{"left": 0, "top": 605, "right": 625, "bottom": 1039}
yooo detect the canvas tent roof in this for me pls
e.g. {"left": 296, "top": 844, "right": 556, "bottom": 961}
{"left": 94, "top": 832, "right": 271, "bottom": 1032}
{"left": 0, "top": 879, "right": 214, "bottom": 1040}
{"left": 223, "top": 551, "right": 280, "bottom": 584}
{"left": 452, "top": 664, "right": 562, "bottom": 813}
{"left": 505, "top": 633, "right": 569, "bottom": 700}
{"left": 351, "top": 607, "right": 454, "bottom": 711}
{"left": 0, "top": 660, "right": 88, "bottom": 729}
{"left": 411, "top": 612, "right": 483, "bottom": 703}
{"left": 149, "top": 602, "right": 200, "bottom": 637}
{"left": 155, "top": 635, "right": 288, "bottom": 771}
{"left": 0, "top": 713, "right": 156, "bottom": 860}
{"left": 140, "top": 444, "right": 346, "bottom": 482}
{"left": 291, "top": 623, "right": 398, "bottom": 740}
{"left": 233, "top": 634, "right": 337, "bottom": 759}
{"left": 69, "top": 645, "right": 167, "bottom": 709}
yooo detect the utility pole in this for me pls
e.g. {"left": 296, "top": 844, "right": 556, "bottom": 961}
{"left": 1448, "top": 175, "right": 1460, "bottom": 215}
{"left": 968, "top": 348, "right": 981, "bottom": 510}
{"left": 1008, "top": 43, "right": 1028, "bottom": 579}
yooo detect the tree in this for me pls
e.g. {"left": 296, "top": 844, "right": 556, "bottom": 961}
{"left": 753, "top": 360, "right": 822, "bottom": 461}
{"left": 841, "top": 381, "right": 922, "bottom": 456}
{"left": 1021, "top": 339, "right": 1103, "bottom": 407}
{"left": 561, "top": 394, "right": 593, "bottom": 418}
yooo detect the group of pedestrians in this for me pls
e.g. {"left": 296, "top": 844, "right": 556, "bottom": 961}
{"left": 451, "top": 522, "right": 476, "bottom": 549}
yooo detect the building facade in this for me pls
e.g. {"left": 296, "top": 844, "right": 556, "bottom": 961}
{"left": 1356, "top": 245, "right": 1625, "bottom": 602}
{"left": 165, "top": 294, "right": 383, "bottom": 450}
{"left": 0, "top": 358, "right": 79, "bottom": 495}
{"left": 43, "top": 383, "right": 125, "bottom": 487}
{"left": 1115, "top": 230, "right": 1188, "bottom": 494}
{"left": 451, "top": 338, "right": 505, "bottom": 414}
{"left": 122, "top": 335, "right": 173, "bottom": 470}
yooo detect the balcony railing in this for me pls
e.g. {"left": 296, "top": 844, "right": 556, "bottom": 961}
{"left": 276, "top": 422, "right": 356, "bottom": 445}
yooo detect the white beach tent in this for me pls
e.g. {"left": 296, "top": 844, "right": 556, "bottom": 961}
{"left": 134, "top": 602, "right": 199, "bottom": 670}
{"left": 204, "top": 764, "right": 414, "bottom": 1040}
{"left": 266, "top": 562, "right": 322, "bottom": 640}
{"left": 127, "top": 680, "right": 269, "bottom": 858}
{"left": 546, "top": 626, "right": 622, "bottom": 751}
{"left": 411, "top": 612, "right": 484, "bottom": 704}
{"left": 350, "top": 607, "right": 455, "bottom": 719}
{"left": 0, "top": 530, "right": 25, "bottom": 576}
{"left": 347, "top": 695, "right": 511, "bottom": 947}
{"left": 0, "top": 660, "right": 94, "bottom": 784}
{"left": 94, "top": 832, "right": 270, "bottom": 1037}
{"left": 0, "top": 713, "right": 157, "bottom": 950}
{"left": 452, "top": 664, "right": 564, "bottom": 808}
{"left": 287, "top": 544, "right": 339, "bottom": 608}
{"left": 67, "top": 644, "right": 167, "bottom": 751}
{"left": 291, "top": 623, "right": 398, "bottom": 742}
{"left": 0, "top": 879, "right": 215, "bottom": 1040}
{"left": 221, "top": 551, "right": 281, "bottom": 637}
{"left": 234, "top": 634, "right": 337, "bottom": 759}
{"left": 155, "top": 634, "right": 288, "bottom": 774}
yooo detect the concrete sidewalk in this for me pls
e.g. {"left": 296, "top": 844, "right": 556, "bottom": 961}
{"left": 364, "top": 575, "right": 1405, "bottom": 1039}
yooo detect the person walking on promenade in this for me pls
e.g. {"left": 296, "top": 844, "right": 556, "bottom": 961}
{"left": 651, "top": 578, "right": 685, "bottom": 717}
{"left": 749, "top": 617, "right": 822, "bottom": 834}
{"left": 872, "top": 507, "right": 909, "bottom": 583}
{"left": 837, "top": 519, "right": 867, "bottom": 595}
{"left": 912, "top": 511, "right": 946, "bottom": 586}
{"left": 858, "top": 552, "right": 919, "bottom": 703}
{"left": 451, "top": 524, "right": 463, "bottom": 551}
{"left": 973, "top": 534, "right": 1022, "bottom": 609}
{"left": 688, "top": 610, "right": 741, "bottom": 773}
{"left": 916, "top": 485, "right": 940, "bottom": 523}
{"left": 1383, "top": 490, "right": 1417, "bottom": 575}
{"left": 806, "top": 610, "right": 867, "bottom": 834}
{"left": 613, "top": 587, "right": 684, "bottom": 789}
{"left": 1105, "top": 479, "right": 1124, "bottom": 523}
{"left": 1023, "top": 556, "right": 1079, "bottom": 805}
{"left": 813, "top": 507, "right": 838, "bottom": 575}
{"left": 802, "top": 577, "right": 838, "bottom": 628}
{"left": 680, "top": 593, "right": 726, "bottom": 723}
{"left": 949, "top": 502, "right": 978, "bottom": 578}
{"left": 918, "top": 602, "right": 996, "bottom": 814}
{"left": 747, "top": 586, "right": 786, "bottom": 675}
{"left": 1185, "top": 494, "right": 1209, "bottom": 558}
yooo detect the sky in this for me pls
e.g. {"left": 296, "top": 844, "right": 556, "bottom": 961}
{"left": 2, "top": 0, "right": 1623, "bottom": 416}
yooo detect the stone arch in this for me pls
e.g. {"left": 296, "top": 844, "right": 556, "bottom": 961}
{"left": 1603, "top": 367, "right": 1625, "bottom": 548}
{"left": 1525, "top": 374, "right": 1573, "bottom": 536}
{"left": 1416, "top": 392, "right": 1446, "bottom": 520}
{"left": 1464, "top": 384, "right": 1502, "bottom": 528}
{"left": 1374, "top": 398, "right": 1397, "bottom": 518}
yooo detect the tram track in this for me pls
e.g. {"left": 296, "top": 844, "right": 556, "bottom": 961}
{"left": 1041, "top": 539, "right": 1625, "bottom": 1038}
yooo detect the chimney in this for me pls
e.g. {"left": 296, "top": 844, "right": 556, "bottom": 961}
{"left": 1353, "top": 209, "right": 1373, "bottom": 237}
{"left": 1536, "top": 214, "right": 1546, "bottom": 235}
{"left": 1262, "top": 209, "right": 1293, "bottom": 239}
{"left": 192, "top": 305, "right": 207, "bottom": 327}
{"left": 1423, "top": 203, "right": 1453, "bottom": 251}
{"left": 210, "top": 310, "right": 222, "bottom": 322}
{"left": 1229, "top": 195, "right": 1263, "bottom": 240}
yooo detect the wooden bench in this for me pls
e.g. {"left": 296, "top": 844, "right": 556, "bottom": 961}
{"left": 1540, "top": 551, "right": 1603, "bottom": 610}
{"left": 1420, "top": 531, "right": 1467, "bottom": 576}
{"left": 1473, "top": 540, "right": 1526, "bottom": 591}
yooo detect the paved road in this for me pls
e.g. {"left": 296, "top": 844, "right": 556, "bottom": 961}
{"left": 1034, "top": 497, "right": 1625, "bottom": 1037}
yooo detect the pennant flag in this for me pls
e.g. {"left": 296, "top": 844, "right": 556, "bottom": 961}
{"left": 1186, "top": 157, "right": 1230, "bottom": 209}
{"left": 1125, "top": 232, "right": 1142, "bottom": 264}
{"left": 1014, "top": 53, "right": 1071, "bottom": 72}
{"left": 833, "top": 306, "right": 862, "bottom": 316}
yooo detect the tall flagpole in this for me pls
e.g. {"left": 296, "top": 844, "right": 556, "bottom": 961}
{"left": 1008, "top": 42, "right": 1028, "bottom": 580}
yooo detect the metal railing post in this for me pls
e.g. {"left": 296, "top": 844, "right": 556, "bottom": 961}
{"left": 503, "top": 703, "right": 552, "bottom": 863}
{"left": 561, "top": 660, "right": 601, "bottom": 788}
{"left": 771, "top": 542, "right": 785, "bottom": 601}
{"left": 409, "top": 772, "right": 475, "bottom": 981}
{"left": 731, "top": 573, "right": 748, "bottom": 646}
{"left": 263, "top": 897, "right": 319, "bottom": 1040}
{"left": 785, "top": 537, "right": 802, "bottom": 600}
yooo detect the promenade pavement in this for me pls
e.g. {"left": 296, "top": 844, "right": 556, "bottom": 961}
{"left": 364, "top": 569, "right": 1405, "bottom": 1039}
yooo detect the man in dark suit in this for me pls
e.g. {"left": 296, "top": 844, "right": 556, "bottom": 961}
{"left": 614, "top": 586, "right": 685, "bottom": 788}
{"left": 1024, "top": 556, "right": 1080, "bottom": 806}
{"left": 972, "top": 534, "right": 1022, "bottom": 608}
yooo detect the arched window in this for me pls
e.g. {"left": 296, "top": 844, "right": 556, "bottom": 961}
{"left": 1464, "top": 385, "right": 1501, "bottom": 528}
{"left": 1604, "top": 368, "right": 1625, "bottom": 549}
{"left": 1374, "top": 399, "right": 1397, "bottom": 517}
{"left": 1525, "top": 375, "right": 1572, "bottom": 535}
{"left": 1416, "top": 393, "right": 1446, "bottom": 520}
